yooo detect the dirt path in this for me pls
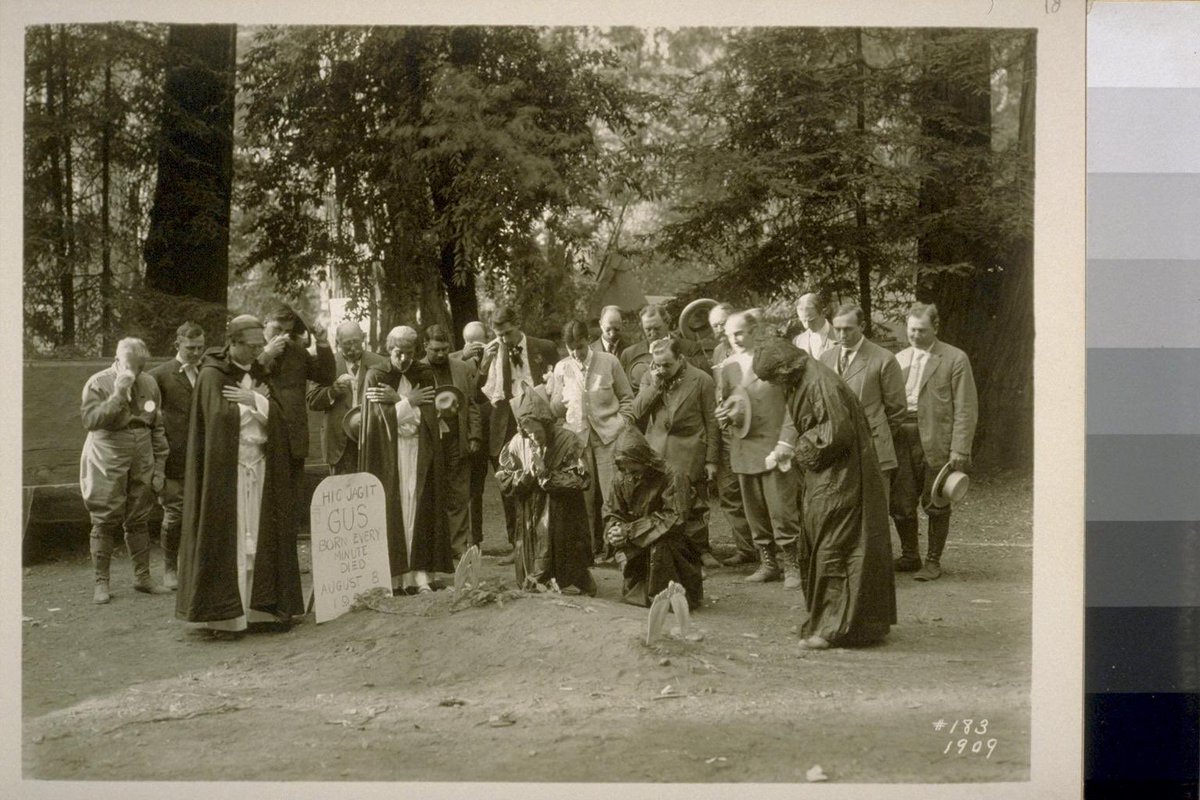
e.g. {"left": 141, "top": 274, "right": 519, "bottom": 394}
{"left": 22, "top": 468, "right": 1032, "bottom": 783}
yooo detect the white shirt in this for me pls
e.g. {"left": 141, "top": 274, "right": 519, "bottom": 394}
{"left": 793, "top": 320, "right": 836, "bottom": 360}
{"left": 177, "top": 356, "right": 198, "bottom": 387}
{"left": 905, "top": 348, "right": 930, "bottom": 412}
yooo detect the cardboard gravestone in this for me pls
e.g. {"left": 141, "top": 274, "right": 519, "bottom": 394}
{"left": 309, "top": 473, "right": 391, "bottom": 623}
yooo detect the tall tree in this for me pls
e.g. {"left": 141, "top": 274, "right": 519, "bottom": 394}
{"left": 142, "top": 25, "right": 237, "bottom": 311}
{"left": 238, "top": 26, "right": 641, "bottom": 345}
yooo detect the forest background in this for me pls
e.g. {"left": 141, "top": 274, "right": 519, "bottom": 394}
{"left": 22, "top": 24, "right": 1034, "bottom": 466}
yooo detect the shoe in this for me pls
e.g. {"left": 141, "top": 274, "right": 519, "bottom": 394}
{"left": 497, "top": 552, "right": 516, "bottom": 566}
{"left": 721, "top": 552, "right": 757, "bottom": 567}
{"left": 417, "top": 584, "right": 433, "bottom": 594}
{"left": 914, "top": 561, "right": 942, "bottom": 581}
{"left": 744, "top": 564, "right": 782, "bottom": 583}
{"left": 163, "top": 569, "right": 179, "bottom": 590}
{"left": 797, "top": 635, "right": 831, "bottom": 651}
{"left": 93, "top": 581, "right": 111, "bottom": 605}
{"left": 783, "top": 571, "right": 803, "bottom": 591}
{"left": 894, "top": 555, "right": 923, "bottom": 572}
{"left": 134, "top": 578, "right": 172, "bottom": 595}
{"left": 700, "top": 552, "right": 722, "bottom": 569}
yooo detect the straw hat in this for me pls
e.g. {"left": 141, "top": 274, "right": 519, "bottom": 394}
{"left": 929, "top": 462, "right": 970, "bottom": 508}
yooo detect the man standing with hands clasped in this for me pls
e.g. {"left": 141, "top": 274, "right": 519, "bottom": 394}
{"left": 890, "top": 303, "right": 978, "bottom": 581}
{"left": 306, "top": 320, "right": 386, "bottom": 475}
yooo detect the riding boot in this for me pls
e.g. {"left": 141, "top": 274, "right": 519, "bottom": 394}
{"left": 90, "top": 528, "right": 113, "bottom": 604}
{"left": 127, "top": 529, "right": 170, "bottom": 595}
{"left": 892, "top": 517, "right": 923, "bottom": 572}
{"left": 914, "top": 515, "right": 949, "bottom": 582}
{"left": 161, "top": 521, "right": 180, "bottom": 590}
{"left": 744, "top": 546, "right": 782, "bottom": 583}
{"left": 779, "top": 541, "right": 803, "bottom": 590}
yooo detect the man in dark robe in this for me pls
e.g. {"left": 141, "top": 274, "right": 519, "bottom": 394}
{"left": 496, "top": 388, "right": 595, "bottom": 595}
{"left": 602, "top": 425, "right": 704, "bottom": 610}
{"left": 176, "top": 315, "right": 303, "bottom": 638}
{"left": 753, "top": 337, "right": 896, "bottom": 650}
{"left": 359, "top": 325, "right": 453, "bottom": 594}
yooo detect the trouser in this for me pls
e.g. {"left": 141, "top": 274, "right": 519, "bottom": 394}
{"left": 582, "top": 433, "right": 618, "bottom": 555}
{"left": 330, "top": 442, "right": 359, "bottom": 475}
{"left": 80, "top": 428, "right": 157, "bottom": 582}
{"left": 891, "top": 421, "right": 952, "bottom": 560}
{"left": 739, "top": 468, "right": 801, "bottom": 553}
{"left": 443, "top": 433, "right": 472, "bottom": 557}
{"left": 157, "top": 476, "right": 184, "bottom": 572}
{"left": 468, "top": 448, "right": 489, "bottom": 547}
{"left": 717, "top": 438, "right": 756, "bottom": 557}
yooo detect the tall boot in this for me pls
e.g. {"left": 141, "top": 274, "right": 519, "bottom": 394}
{"left": 161, "top": 522, "right": 180, "bottom": 590}
{"left": 127, "top": 529, "right": 170, "bottom": 595}
{"left": 892, "top": 517, "right": 922, "bottom": 572}
{"left": 744, "top": 546, "right": 781, "bottom": 583}
{"left": 90, "top": 529, "right": 113, "bottom": 604}
{"left": 779, "top": 541, "right": 803, "bottom": 591}
{"left": 915, "top": 515, "right": 949, "bottom": 582}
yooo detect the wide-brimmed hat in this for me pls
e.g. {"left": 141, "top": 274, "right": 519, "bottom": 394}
{"left": 434, "top": 385, "right": 465, "bottom": 415}
{"left": 724, "top": 385, "right": 753, "bottom": 439}
{"left": 678, "top": 298, "right": 718, "bottom": 340}
{"left": 342, "top": 404, "right": 364, "bottom": 443}
{"left": 929, "top": 462, "right": 970, "bottom": 508}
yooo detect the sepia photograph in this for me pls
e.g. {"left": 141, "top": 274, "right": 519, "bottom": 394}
{"left": 4, "top": 1, "right": 1085, "bottom": 795}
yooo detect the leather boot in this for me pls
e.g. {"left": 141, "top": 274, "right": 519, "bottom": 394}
{"left": 915, "top": 515, "right": 949, "bottom": 581}
{"left": 92, "top": 554, "right": 111, "bottom": 604}
{"left": 744, "top": 546, "right": 781, "bottom": 583}
{"left": 91, "top": 528, "right": 113, "bottom": 604}
{"left": 892, "top": 517, "right": 922, "bottom": 572}
{"left": 779, "top": 542, "right": 803, "bottom": 590}
{"left": 128, "top": 530, "right": 170, "bottom": 595}
{"left": 161, "top": 522, "right": 180, "bottom": 590}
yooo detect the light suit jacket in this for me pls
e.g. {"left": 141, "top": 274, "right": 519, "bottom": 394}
{"left": 895, "top": 339, "right": 978, "bottom": 467}
{"left": 821, "top": 338, "right": 907, "bottom": 471}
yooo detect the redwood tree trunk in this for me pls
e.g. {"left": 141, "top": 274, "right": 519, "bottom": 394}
{"left": 142, "top": 24, "right": 237, "bottom": 307}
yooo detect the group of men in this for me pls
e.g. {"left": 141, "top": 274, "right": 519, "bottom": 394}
{"left": 77, "top": 290, "right": 977, "bottom": 649}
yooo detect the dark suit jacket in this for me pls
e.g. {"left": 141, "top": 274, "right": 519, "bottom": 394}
{"left": 895, "top": 339, "right": 978, "bottom": 466}
{"left": 451, "top": 348, "right": 490, "bottom": 453}
{"left": 263, "top": 338, "right": 336, "bottom": 461}
{"left": 631, "top": 363, "right": 719, "bottom": 482}
{"left": 619, "top": 336, "right": 710, "bottom": 389}
{"left": 421, "top": 355, "right": 483, "bottom": 454}
{"left": 148, "top": 358, "right": 196, "bottom": 479}
{"left": 590, "top": 336, "right": 629, "bottom": 360}
{"left": 305, "top": 350, "right": 387, "bottom": 468}
{"left": 479, "top": 335, "right": 560, "bottom": 457}
{"left": 821, "top": 338, "right": 906, "bottom": 471}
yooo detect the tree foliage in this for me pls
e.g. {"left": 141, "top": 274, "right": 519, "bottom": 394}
{"left": 237, "top": 26, "right": 645, "bottom": 343}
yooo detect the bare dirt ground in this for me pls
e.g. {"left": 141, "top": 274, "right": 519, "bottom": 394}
{"left": 22, "top": 467, "right": 1032, "bottom": 783}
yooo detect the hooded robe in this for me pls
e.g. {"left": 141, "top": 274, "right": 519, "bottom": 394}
{"left": 754, "top": 338, "right": 896, "bottom": 646}
{"left": 496, "top": 390, "right": 595, "bottom": 593}
{"left": 359, "top": 359, "right": 453, "bottom": 581}
{"left": 602, "top": 425, "right": 704, "bottom": 610}
{"left": 176, "top": 348, "right": 303, "bottom": 624}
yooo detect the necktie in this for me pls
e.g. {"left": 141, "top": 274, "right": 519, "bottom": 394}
{"left": 501, "top": 345, "right": 514, "bottom": 401}
{"left": 348, "top": 363, "right": 359, "bottom": 406}
{"left": 838, "top": 348, "right": 850, "bottom": 375}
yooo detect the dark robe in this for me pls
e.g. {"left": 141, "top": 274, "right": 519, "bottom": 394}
{"left": 783, "top": 354, "right": 896, "bottom": 646}
{"left": 359, "top": 361, "right": 453, "bottom": 577}
{"left": 176, "top": 349, "right": 303, "bottom": 623}
{"left": 496, "top": 425, "right": 595, "bottom": 593}
{"left": 603, "top": 463, "right": 704, "bottom": 610}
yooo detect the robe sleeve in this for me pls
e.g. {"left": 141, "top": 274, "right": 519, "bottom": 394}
{"left": 306, "top": 339, "right": 337, "bottom": 386}
{"left": 80, "top": 375, "right": 129, "bottom": 431}
{"left": 625, "top": 473, "right": 688, "bottom": 547}
{"left": 792, "top": 378, "right": 855, "bottom": 472}
{"left": 538, "top": 436, "right": 590, "bottom": 494}
{"left": 238, "top": 387, "right": 270, "bottom": 425}
{"left": 496, "top": 439, "right": 534, "bottom": 496}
